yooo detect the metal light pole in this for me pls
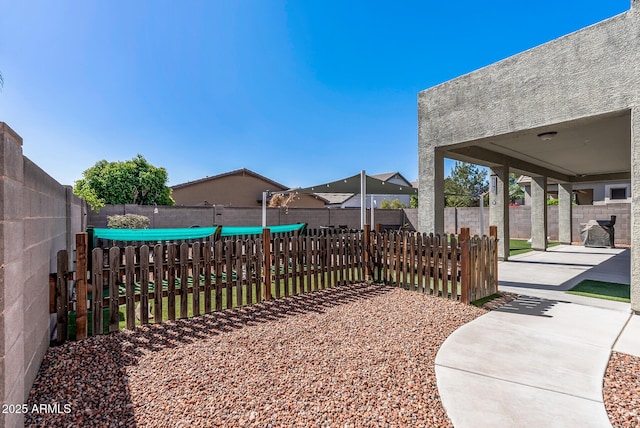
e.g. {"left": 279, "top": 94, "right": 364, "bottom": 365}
{"left": 370, "top": 194, "right": 375, "bottom": 229}
{"left": 360, "top": 170, "right": 366, "bottom": 229}
{"left": 262, "top": 190, "right": 269, "bottom": 228}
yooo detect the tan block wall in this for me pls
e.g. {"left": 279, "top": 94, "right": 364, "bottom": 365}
{"left": 1, "top": 123, "right": 86, "bottom": 427}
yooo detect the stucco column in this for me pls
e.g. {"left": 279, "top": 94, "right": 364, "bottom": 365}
{"left": 558, "top": 183, "right": 573, "bottom": 245}
{"left": 530, "top": 176, "right": 548, "bottom": 251}
{"left": 418, "top": 147, "right": 444, "bottom": 234}
{"left": 631, "top": 107, "right": 640, "bottom": 313}
{"left": 0, "top": 123, "right": 26, "bottom": 427}
{"left": 489, "top": 166, "right": 510, "bottom": 260}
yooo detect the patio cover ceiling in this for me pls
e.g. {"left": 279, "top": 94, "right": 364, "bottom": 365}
{"left": 441, "top": 109, "right": 631, "bottom": 183}
{"left": 291, "top": 173, "right": 418, "bottom": 195}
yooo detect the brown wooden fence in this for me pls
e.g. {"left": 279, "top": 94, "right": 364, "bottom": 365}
{"left": 54, "top": 226, "right": 497, "bottom": 342}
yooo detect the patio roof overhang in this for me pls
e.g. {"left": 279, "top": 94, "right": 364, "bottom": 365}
{"left": 441, "top": 110, "right": 631, "bottom": 184}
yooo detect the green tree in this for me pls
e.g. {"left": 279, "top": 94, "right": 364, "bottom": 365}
{"left": 74, "top": 154, "right": 175, "bottom": 211}
{"left": 509, "top": 173, "right": 525, "bottom": 203}
{"left": 444, "top": 162, "right": 488, "bottom": 207}
{"left": 410, "top": 194, "right": 418, "bottom": 208}
{"left": 379, "top": 199, "right": 407, "bottom": 209}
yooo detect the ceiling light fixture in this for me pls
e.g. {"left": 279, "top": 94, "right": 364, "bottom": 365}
{"left": 537, "top": 131, "right": 558, "bottom": 141}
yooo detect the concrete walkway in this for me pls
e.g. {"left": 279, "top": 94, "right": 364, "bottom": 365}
{"left": 435, "top": 245, "right": 639, "bottom": 428}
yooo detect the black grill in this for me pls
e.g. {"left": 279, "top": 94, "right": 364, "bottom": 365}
{"left": 581, "top": 215, "right": 616, "bottom": 248}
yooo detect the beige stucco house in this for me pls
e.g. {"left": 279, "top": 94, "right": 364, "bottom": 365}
{"left": 171, "top": 168, "right": 326, "bottom": 208}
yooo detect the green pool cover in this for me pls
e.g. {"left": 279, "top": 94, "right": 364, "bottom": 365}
{"left": 93, "top": 227, "right": 218, "bottom": 241}
{"left": 92, "top": 223, "right": 306, "bottom": 241}
{"left": 219, "top": 224, "right": 306, "bottom": 236}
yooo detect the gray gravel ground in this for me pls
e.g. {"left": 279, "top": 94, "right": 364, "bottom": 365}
{"left": 26, "top": 283, "right": 486, "bottom": 427}
{"left": 604, "top": 351, "right": 640, "bottom": 428}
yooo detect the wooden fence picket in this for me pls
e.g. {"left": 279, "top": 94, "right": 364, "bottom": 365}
{"left": 167, "top": 244, "right": 176, "bottom": 321}
{"left": 153, "top": 244, "right": 163, "bottom": 323}
{"left": 273, "top": 236, "right": 281, "bottom": 298}
{"left": 255, "top": 238, "right": 263, "bottom": 303}
{"left": 215, "top": 240, "right": 223, "bottom": 310}
{"left": 75, "top": 233, "right": 88, "bottom": 340}
{"left": 109, "top": 247, "right": 120, "bottom": 332}
{"left": 246, "top": 239, "right": 254, "bottom": 305}
{"left": 225, "top": 240, "right": 233, "bottom": 308}
{"left": 56, "top": 250, "right": 68, "bottom": 343}
{"left": 305, "top": 235, "right": 312, "bottom": 292}
{"left": 57, "top": 228, "right": 500, "bottom": 341}
{"left": 236, "top": 240, "right": 243, "bottom": 307}
{"left": 192, "top": 242, "right": 201, "bottom": 317}
{"left": 140, "top": 245, "right": 150, "bottom": 325}
{"left": 92, "top": 248, "right": 104, "bottom": 335}
{"left": 125, "top": 246, "right": 135, "bottom": 329}
{"left": 283, "top": 236, "right": 291, "bottom": 297}
{"left": 203, "top": 243, "right": 212, "bottom": 313}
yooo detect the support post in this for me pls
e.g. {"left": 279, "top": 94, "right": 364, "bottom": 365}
{"left": 530, "top": 176, "right": 548, "bottom": 251}
{"left": 370, "top": 195, "right": 375, "bottom": 227}
{"left": 459, "top": 228, "right": 470, "bottom": 304}
{"left": 489, "top": 166, "right": 510, "bottom": 260}
{"left": 262, "top": 191, "right": 269, "bottom": 228}
{"left": 360, "top": 170, "right": 367, "bottom": 229}
{"left": 489, "top": 225, "right": 498, "bottom": 290}
{"left": 364, "top": 224, "right": 371, "bottom": 281}
{"left": 262, "top": 228, "right": 272, "bottom": 300}
{"left": 418, "top": 147, "right": 444, "bottom": 234}
{"left": 75, "top": 233, "right": 88, "bottom": 340}
{"left": 558, "top": 183, "right": 573, "bottom": 245}
{"left": 631, "top": 106, "right": 640, "bottom": 313}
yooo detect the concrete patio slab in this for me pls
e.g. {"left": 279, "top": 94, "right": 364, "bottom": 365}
{"left": 435, "top": 311, "right": 611, "bottom": 402}
{"left": 435, "top": 246, "right": 635, "bottom": 427}
{"left": 614, "top": 314, "right": 640, "bottom": 357}
{"left": 490, "top": 297, "right": 630, "bottom": 348}
{"left": 436, "top": 366, "right": 612, "bottom": 428}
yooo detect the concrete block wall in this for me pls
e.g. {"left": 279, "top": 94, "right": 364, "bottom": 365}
{"left": 87, "top": 204, "right": 631, "bottom": 244}
{"left": 1, "top": 123, "right": 86, "bottom": 428}
{"left": 87, "top": 205, "right": 416, "bottom": 232}
{"left": 442, "top": 204, "right": 630, "bottom": 244}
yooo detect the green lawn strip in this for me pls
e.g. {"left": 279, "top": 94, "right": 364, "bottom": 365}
{"left": 376, "top": 270, "right": 461, "bottom": 298}
{"left": 510, "top": 239, "right": 561, "bottom": 256}
{"left": 566, "top": 279, "right": 630, "bottom": 303}
{"left": 69, "top": 270, "right": 363, "bottom": 335}
{"left": 471, "top": 293, "right": 502, "bottom": 307}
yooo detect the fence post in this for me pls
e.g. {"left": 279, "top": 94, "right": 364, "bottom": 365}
{"left": 56, "top": 250, "right": 69, "bottom": 343}
{"left": 489, "top": 225, "right": 498, "bottom": 291}
{"left": 459, "top": 228, "right": 470, "bottom": 304}
{"left": 262, "top": 228, "right": 272, "bottom": 300}
{"left": 75, "top": 233, "right": 88, "bottom": 340}
{"left": 364, "top": 224, "right": 371, "bottom": 281}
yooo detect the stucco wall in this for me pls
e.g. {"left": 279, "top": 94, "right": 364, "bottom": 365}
{"left": 0, "top": 123, "right": 86, "bottom": 427}
{"left": 418, "top": 9, "right": 639, "bottom": 148}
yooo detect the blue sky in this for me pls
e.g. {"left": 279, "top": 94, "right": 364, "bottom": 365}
{"left": 0, "top": 0, "right": 630, "bottom": 188}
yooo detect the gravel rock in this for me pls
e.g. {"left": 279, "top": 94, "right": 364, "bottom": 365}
{"left": 26, "top": 284, "right": 486, "bottom": 427}
{"left": 603, "top": 351, "right": 640, "bottom": 428}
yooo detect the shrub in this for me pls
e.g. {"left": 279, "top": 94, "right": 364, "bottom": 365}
{"left": 380, "top": 199, "right": 408, "bottom": 209}
{"left": 107, "top": 214, "right": 150, "bottom": 229}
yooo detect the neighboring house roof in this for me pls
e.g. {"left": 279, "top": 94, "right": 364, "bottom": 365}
{"left": 171, "top": 168, "right": 288, "bottom": 191}
{"left": 313, "top": 193, "right": 355, "bottom": 205}
{"left": 171, "top": 167, "right": 330, "bottom": 207}
{"left": 371, "top": 172, "right": 414, "bottom": 187}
